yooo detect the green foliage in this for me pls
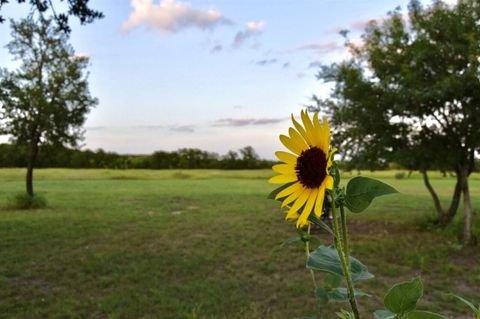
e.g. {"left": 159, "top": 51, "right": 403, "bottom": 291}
{"left": 317, "top": 287, "right": 369, "bottom": 305}
{"left": 280, "top": 229, "right": 321, "bottom": 248}
{"left": 407, "top": 311, "right": 448, "bottom": 319}
{"left": 394, "top": 172, "right": 406, "bottom": 180}
{"left": 344, "top": 176, "right": 398, "bottom": 213}
{"left": 384, "top": 277, "right": 423, "bottom": 313}
{"left": 451, "top": 294, "right": 480, "bottom": 318}
{"left": 0, "top": 18, "right": 98, "bottom": 148}
{"left": 0, "top": 17, "right": 98, "bottom": 195}
{"left": 376, "top": 278, "right": 447, "bottom": 319}
{"left": 307, "top": 215, "right": 334, "bottom": 236}
{"left": 373, "top": 310, "right": 395, "bottom": 319}
{"left": 314, "top": 0, "right": 479, "bottom": 238}
{"left": 10, "top": 192, "right": 47, "bottom": 209}
{"left": 316, "top": 273, "right": 369, "bottom": 306}
{"left": 306, "top": 245, "right": 374, "bottom": 282}
{"left": 336, "top": 309, "right": 356, "bottom": 319}
{"left": 315, "top": 0, "right": 480, "bottom": 174}
{"left": 0, "top": 0, "right": 103, "bottom": 32}
{"left": 0, "top": 143, "right": 275, "bottom": 169}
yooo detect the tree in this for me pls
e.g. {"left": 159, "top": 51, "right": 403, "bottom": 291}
{"left": 0, "top": 0, "right": 103, "bottom": 32}
{"left": 315, "top": 0, "right": 479, "bottom": 244}
{"left": 0, "top": 17, "right": 98, "bottom": 197}
{"left": 239, "top": 145, "right": 259, "bottom": 169}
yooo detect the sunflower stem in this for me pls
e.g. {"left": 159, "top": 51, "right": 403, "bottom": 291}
{"left": 305, "top": 223, "right": 318, "bottom": 293}
{"left": 340, "top": 205, "right": 350, "bottom": 265}
{"left": 330, "top": 194, "right": 360, "bottom": 319}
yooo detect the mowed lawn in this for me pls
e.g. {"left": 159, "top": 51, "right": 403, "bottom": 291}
{"left": 0, "top": 169, "right": 479, "bottom": 319}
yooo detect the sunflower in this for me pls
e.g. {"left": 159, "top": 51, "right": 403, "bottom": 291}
{"left": 269, "top": 110, "right": 336, "bottom": 228}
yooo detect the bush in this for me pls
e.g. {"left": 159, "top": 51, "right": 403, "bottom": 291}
{"left": 394, "top": 172, "right": 406, "bottom": 179}
{"left": 10, "top": 193, "right": 47, "bottom": 209}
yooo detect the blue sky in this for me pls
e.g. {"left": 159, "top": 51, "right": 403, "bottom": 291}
{"left": 0, "top": 0, "right": 452, "bottom": 159}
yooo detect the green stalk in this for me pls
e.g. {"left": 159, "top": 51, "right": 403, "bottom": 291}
{"left": 305, "top": 223, "right": 318, "bottom": 292}
{"left": 330, "top": 194, "right": 360, "bottom": 319}
{"left": 340, "top": 205, "right": 350, "bottom": 265}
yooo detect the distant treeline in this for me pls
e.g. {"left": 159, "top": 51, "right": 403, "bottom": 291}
{"left": 0, "top": 144, "right": 275, "bottom": 169}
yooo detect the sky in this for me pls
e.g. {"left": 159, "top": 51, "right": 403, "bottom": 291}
{"left": 0, "top": 0, "right": 455, "bottom": 159}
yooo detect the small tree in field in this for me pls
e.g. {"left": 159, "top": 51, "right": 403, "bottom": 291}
{"left": 0, "top": 17, "right": 98, "bottom": 198}
{"left": 315, "top": 0, "right": 479, "bottom": 244}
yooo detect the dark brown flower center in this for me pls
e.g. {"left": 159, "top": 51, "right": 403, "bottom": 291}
{"left": 295, "top": 147, "right": 327, "bottom": 189}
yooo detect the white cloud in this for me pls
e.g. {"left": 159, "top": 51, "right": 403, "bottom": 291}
{"left": 233, "top": 20, "right": 265, "bottom": 48}
{"left": 121, "top": 0, "right": 231, "bottom": 33}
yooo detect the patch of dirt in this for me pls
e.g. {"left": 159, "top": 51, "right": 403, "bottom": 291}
{"left": 119, "top": 197, "right": 142, "bottom": 204}
{"left": 170, "top": 205, "right": 200, "bottom": 216}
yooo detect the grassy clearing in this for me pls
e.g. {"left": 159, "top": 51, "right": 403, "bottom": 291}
{"left": 0, "top": 169, "right": 478, "bottom": 318}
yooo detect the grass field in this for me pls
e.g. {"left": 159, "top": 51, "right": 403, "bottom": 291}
{"left": 0, "top": 168, "right": 479, "bottom": 318}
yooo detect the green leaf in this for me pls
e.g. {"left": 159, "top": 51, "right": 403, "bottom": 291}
{"left": 373, "top": 310, "right": 396, "bottom": 319}
{"left": 324, "top": 273, "right": 342, "bottom": 289}
{"left": 384, "top": 277, "right": 423, "bottom": 314}
{"left": 451, "top": 294, "right": 478, "bottom": 314}
{"left": 306, "top": 245, "right": 374, "bottom": 282}
{"left": 336, "top": 309, "right": 355, "bottom": 319}
{"left": 308, "top": 214, "right": 334, "bottom": 236}
{"left": 316, "top": 287, "right": 329, "bottom": 305}
{"left": 407, "top": 310, "right": 447, "bottom": 319}
{"left": 267, "top": 182, "right": 295, "bottom": 200}
{"left": 316, "top": 286, "right": 369, "bottom": 305}
{"left": 328, "top": 288, "right": 370, "bottom": 301}
{"left": 345, "top": 176, "right": 398, "bottom": 213}
{"left": 279, "top": 236, "right": 302, "bottom": 247}
{"left": 330, "top": 162, "right": 341, "bottom": 188}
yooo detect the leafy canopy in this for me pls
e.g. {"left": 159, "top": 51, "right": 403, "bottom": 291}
{"left": 0, "top": 0, "right": 103, "bottom": 32}
{"left": 315, "top": 0, "right": 480, "bottom": 173}
{"left": 0, "top": 17, "right": 98, "bottom": 148}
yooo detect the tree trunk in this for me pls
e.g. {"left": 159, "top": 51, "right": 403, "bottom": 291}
{"left": 421, "top": 170, "right": 444, "bottom": 217}
{"left": 462, "top": 169, "right": 473, "bottom": 245}
{"left": 421, "top": 169, "right": 462, "bottom": 226}
{"left": 438, "top": 171, "right": 463, "bottom": 225}
{"left": 26, "top": 142, "right": 39, "bottom": 197}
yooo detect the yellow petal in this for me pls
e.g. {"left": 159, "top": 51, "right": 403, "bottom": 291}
{"left": 272, "top": 163, "right": 295, "bottom": 175}
{"left": 323, "top": 117, "right": 331, "bottom": 145}
{"left": 286, "top": 188, "right": 310, "bottom": 220}
{"left": 313, "top": 184, "right": 326, "bottom": 218}
{"left": 324, "top": 175, "right": 334, "bottom": 190}
{"left": 285, "top": 209, "right": 300, "bottom": 220}
{"left": 312, "top": 113, "right": 328, "bottom": 153}
{"left": 301, "top": 110, "right": 317, "bottom": 147}
{"left": 291, "top": 114, "right": 312, "bottom": 146}
{"left": 288, "top": 128, "right": 309, "bottom": 152}
{"left": 275, "top": 151, "right": 297, "bottom": 164}
{"left": 281, "top": 185, "right": 304, "bottom": 208}
{"left": 275, "top": 182, "right": 302, "bottom": 200}
{"left": 280, "top": 135, "right": 302, "bottom": 155}
{"left": 296, "top": 188, "right": 318, "bottom": 227}
{"left": 268, "top": 174, "right": 297, "bottom": 184}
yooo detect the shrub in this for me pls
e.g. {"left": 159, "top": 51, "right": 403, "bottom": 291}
{"left": 10, "top": 193, "right": 47, "bottom": 209}
{"left": 394, "top": 172, "right": 406, "bottom": 180}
